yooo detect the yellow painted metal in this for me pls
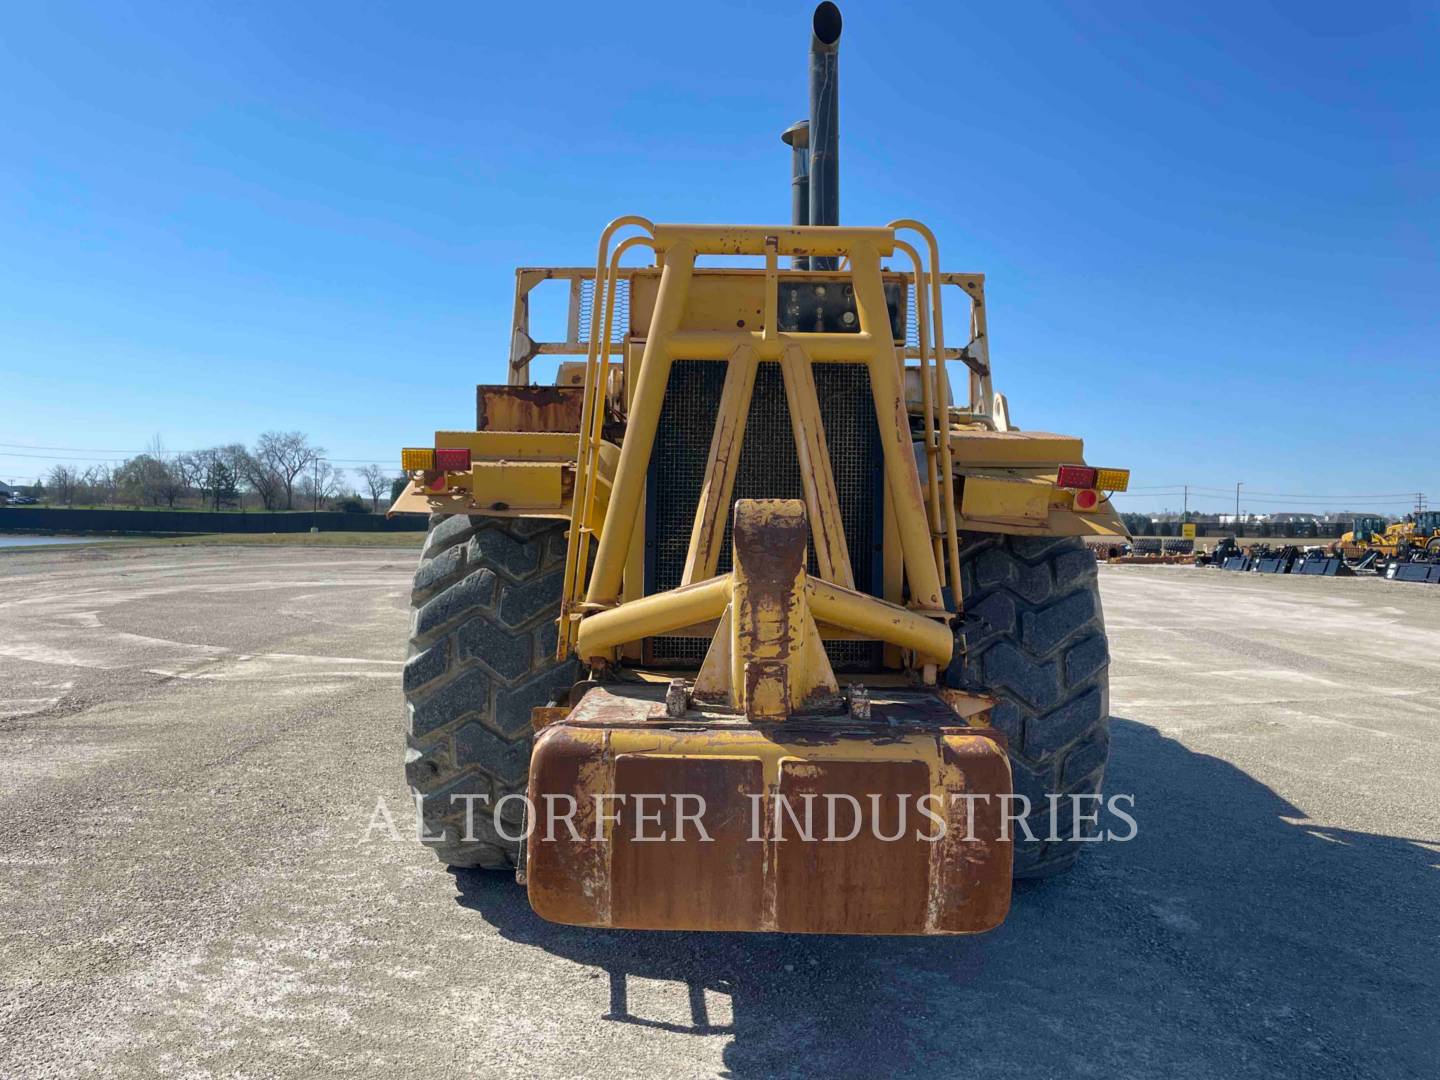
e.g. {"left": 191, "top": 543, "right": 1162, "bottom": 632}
{"left": 434, "top": 430, "right": 578, "bottom": 460}
{"left": 576, "top": 575, "right": 731, "bottom": 659}
{"left": 654, "top": 330, "right": 881, "bottom": 362}
{"left": 892, "top": 239, "right": 944, "bottom": 584}
{"left": 850, "top": 241, "right": 945, "bottom": 613}
{"left": 576, "top": 233, "right": 656, "bottom": 591}
{"left": 695, "top": 500, "right": 838, "bottom": 719}
{"left": 949, "top": 429, "right": 1084, "bottom": 467}
{"left": 779, "top": 344, "right": 854, "bottom": 589}
{"left": 576, "top": 498, "right": 951, "bottom": 688}
{"left": 807, "top": 579, "right": 952, "bottom": 666}
{"left": 388, "top": 475, "right": 591, "bottom": 523}
{"left": 469, "top": 462, "right": 563, "bottom": 511}
{"left": 891, "top": 221, "right": 962, "bottom": 595}
{"left": 954, "top": 472, "right": 1127, "bottom": 538}
{"left": 560, "top": 220, "right": 963, "bottom": 676}
{"left": 559, "top": 217, "right": 655, "bottom": 654}
{"left": 960, "top": 475, "right": 1053, "bottom": 523}
{"left": 388, "top": 431, "right": 619, "bottom": 529}
{"left": 582, "top": 240, "right": 695, "bottom": 609}
{"left": 681, "top": 344, "right": 759, "bottom": 585}
{"left": 650, "top": 223, "right": 895, "bottom": 257}
{"left": 508, "top": 266, "right": 636, "bottom": 384}
{"left": 881, "top": 484, "right": 904, "bottom": 668}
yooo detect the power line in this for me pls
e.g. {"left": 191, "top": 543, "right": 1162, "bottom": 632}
{"left": 0, "top": 444, "right": 391, "bottom": 465}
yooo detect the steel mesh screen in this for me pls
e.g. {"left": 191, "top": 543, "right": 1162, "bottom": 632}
{"left": 646, "top": 359, "right": 882, "bottom": 669}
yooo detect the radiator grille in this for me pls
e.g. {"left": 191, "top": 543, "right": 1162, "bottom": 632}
{"left": 646, "top": 360, "right": 883, "bottom": 669}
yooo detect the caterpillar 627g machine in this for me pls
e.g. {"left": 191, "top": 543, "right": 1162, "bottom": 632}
{"left": 392, "top": 4, "right": 1128, "bottom": 934}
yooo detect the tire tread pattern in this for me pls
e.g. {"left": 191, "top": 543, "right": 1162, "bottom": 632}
{"left": 947, "top": 533, "right": 1111, "bottom": 878}
{"left": 404, "top": 514, "right": 578, "bottom": 868}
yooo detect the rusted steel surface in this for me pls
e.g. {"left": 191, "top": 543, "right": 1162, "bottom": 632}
{"left": 476, "top": 385, "right": 583, "bottom": 433}
{"left": 525, "top": 683, "right": 1012, "bottom": 935}
{"left": 776, "top": 759, "right": 931, "bottom": 933}
{"left": 529, "top": 705, "right": 572, "bottom": 732}
{"left": 729, "top": 499, "right": 835, "bottom": 718}
{"left": 610, "top": 756, "right": 767, "bottom": 931}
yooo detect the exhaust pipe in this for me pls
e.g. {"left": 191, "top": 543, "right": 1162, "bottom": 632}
{"left": 808, "top": 2, "right": 842, "bottom": 230}
{"left": 780, "top": 3, "right": 842, "bottom": 269}
{"left": 780, "top": 120, "right": 810, "bottom": 268}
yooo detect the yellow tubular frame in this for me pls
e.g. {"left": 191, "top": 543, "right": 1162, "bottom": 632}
{"left": 560, "top": 217, "right": 654, "bottom": 638}
{"left": 892, "top": 220, "right": 962, "bottom": 594}
{"left": 560, "top": 221, "right": 957, "bottom": 667}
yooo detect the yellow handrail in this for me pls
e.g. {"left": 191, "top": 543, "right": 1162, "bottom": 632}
{"left": 558, "top": 216, "right": 653, "bottom": 656}
{"left": 890, "top": 220, "right": 961, "bottom": 604}
{"left": 893, "top": 238, "right": 944, "bottom": 589}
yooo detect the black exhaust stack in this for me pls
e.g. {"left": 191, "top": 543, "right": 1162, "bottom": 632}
{"left": 781, "top": 3, "right": 843, "bottom": 270}
{"left": 808, "top": 3, "right": 842, "bottom": 233}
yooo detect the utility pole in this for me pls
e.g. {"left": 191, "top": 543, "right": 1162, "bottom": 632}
{"left": 1236, "top": 482, "right": 1242, "bottom": 525}
{"left": 1183, "top": 484, "right": 1189, "bottom": 521}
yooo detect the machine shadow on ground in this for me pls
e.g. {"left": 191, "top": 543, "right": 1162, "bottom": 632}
{"left": 452, "top": 718, "right": 1438, "bottom": 1078}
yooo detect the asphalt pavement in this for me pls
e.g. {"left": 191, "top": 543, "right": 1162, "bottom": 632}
{"left": 1, "top": 543, "right": 1436, "bottom": 1079}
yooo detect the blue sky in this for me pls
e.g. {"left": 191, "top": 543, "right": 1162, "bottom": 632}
{"left": 1, "top": 1, "right": 1435, "bottom": 514}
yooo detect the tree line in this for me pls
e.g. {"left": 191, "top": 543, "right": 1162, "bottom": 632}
{"left": 29, "top": 433, "right": 403, "bottom": 513}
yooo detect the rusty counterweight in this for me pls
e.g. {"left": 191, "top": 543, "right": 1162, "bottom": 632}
{"left": 526, "top": 686, "right": 1013, "bottom": 935}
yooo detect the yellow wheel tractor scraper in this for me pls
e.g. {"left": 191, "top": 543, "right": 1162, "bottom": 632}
{"left": 393, "top": 4, "right": 1129, "bottom": 935}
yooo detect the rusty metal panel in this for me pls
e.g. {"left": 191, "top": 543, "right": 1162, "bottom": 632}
{"left": 476, "top": 385, "right": 583, "bottom": 433}
{"left": 935, "top": 731, "right": 1014, "bottom": 932}
{"left": 525, "top": 725, "right": 609, "bottom": 927}
{"left": 525, "top": 685, "right": 1012, "bottom": 935}
{"left": 609, "top": 755, "right": 766, "bottom": 931}
{"left": 774, "top": 759, "right": 931, "bottom": 934}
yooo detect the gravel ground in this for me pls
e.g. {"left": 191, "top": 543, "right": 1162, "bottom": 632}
{"left": 0, "top": 545, "right": 1436, "bottom": 1079}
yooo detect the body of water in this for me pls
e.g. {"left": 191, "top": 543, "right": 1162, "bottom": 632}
{"left": 0, "top": 535, "right": 116, "bottom": 549}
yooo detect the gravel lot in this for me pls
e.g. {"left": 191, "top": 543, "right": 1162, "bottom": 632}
{"left": 1, "top": 544, "right": 1436, "bottom": 1079}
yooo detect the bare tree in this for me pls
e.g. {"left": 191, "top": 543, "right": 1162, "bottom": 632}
{"left": 46, "top": 465, "right": 81, "bottom": 506}
{"left": 300, "top": 459, "right": 342, "bottom": 510}
{"left": 356, "top": 464, "right": 393, "bottom": 512}
{"left": 237, "top": 450, "right": 283, "bottom": 510}
{"left": 81, "top": 464, "right": 118, "bottom": 506}
{"left": 254, "top": 431, "right": 321, "bottom": 510}
{"left": 143, "top": 435, "right": 185, "bottom": 506}
{"left": 174, "top": 452, "right": 208, "bottom": 503}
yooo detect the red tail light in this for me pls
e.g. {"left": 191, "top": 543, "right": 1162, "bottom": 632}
{"left": 434, "top": 447, "right": 472, "bottom": 472}
{"left": 1056, "top": 465, "right": 1097, "bottom": 490}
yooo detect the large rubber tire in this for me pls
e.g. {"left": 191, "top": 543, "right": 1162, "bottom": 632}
{"left": 947, "top": 533, "right": 1111, "bottom": 879}
{"left": 403, "top": 514, "right": 580, "bottom": 868}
